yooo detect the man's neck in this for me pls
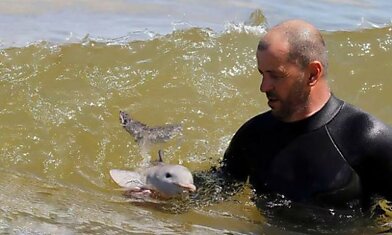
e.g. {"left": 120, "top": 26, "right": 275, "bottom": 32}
{"left": 284, "top": 89, "right": 331, "bottom": 123}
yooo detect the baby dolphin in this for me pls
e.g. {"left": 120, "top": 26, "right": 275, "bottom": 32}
{"left": 119, "top": 111, "right": 182, "bottom": 144}
{"left": 110, "top": 150, "right": 196, "bottom": 199}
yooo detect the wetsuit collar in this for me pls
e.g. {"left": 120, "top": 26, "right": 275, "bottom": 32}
{"left": 277, "top": 94, "right": 344, "bottom": 132}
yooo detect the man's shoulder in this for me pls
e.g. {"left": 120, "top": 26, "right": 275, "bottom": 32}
{"left": 338, "top": 102, "right": 390, "bottom": 129}
{"left": 330, "top": 100, "right": 392, "bottom": 143}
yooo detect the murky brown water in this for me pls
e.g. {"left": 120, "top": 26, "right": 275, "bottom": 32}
{"left": 1, "top": 1, "right": 392, "bottom": 234}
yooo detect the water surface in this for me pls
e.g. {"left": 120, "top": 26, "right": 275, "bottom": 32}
{"left": 1, "top": 1, "right": 392, "bottom": 234}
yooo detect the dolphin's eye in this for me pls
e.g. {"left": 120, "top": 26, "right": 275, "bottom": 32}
{"left": 165, "top": 173, "right": 172, "bottom": 178}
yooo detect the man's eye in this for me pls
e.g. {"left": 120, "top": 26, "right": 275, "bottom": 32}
{"left": 270, "top": 74, "right": 283, "bottom": 81}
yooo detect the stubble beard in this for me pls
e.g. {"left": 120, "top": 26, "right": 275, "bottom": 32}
{"left": 271, "top": 76, "right": 310, "bottom": 122}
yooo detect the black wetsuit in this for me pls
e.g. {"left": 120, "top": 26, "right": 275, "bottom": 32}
{"left": 222, "top": 95, "right": 392, "bottom": 209}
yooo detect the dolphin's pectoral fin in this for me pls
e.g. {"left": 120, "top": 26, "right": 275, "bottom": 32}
{"left": 109, "top": 169, "right": 145, "bottom": 189}
{"left": 124, "top": 189, "right": 153, "bottom": 197}
{"left": 114, "top": 187, "right": 140, "bottom": 191}
{"left": 121, "top": 184, "right": 157, "bottom": 199}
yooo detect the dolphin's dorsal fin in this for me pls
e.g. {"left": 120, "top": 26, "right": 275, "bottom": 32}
{"left": 158, "top": 149, "right": 164, "bottom": 163}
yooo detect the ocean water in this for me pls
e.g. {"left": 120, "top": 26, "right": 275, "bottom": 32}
{"left": 1, "top": 0, "right": 392, "bottom": 234}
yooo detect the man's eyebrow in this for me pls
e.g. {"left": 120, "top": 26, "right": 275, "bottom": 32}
{"left": 258, "top": 68, "right": 280, "bottom": 75}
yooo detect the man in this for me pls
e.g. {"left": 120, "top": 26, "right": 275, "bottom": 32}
{"left": 221, "top": 19, "right": 392, "bottom": 210}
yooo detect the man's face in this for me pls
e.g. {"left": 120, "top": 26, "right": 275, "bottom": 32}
{"left": 256, "top": 44, "right": 310, "bottom": 122}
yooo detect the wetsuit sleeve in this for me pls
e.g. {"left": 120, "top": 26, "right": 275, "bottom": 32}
{"left": 220, "top": 122, "right": 253, "bottom": 182}
{"left": 190, "top": 168, "right": 244, "bottom": 207}
{"left": 329, "top": 104, "right": 392, "bottom": 201}
{"left": 187, "top": 119, "right": 259, "bottom": 209}
{"left": 360, "top": 120, "right": 392, "bottom": 201}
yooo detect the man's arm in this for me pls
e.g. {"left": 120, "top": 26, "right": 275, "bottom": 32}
{"left": 220, "top": 120, "right": 254, "bottom": 182}
{"left": 190, "top": 167, "right": 245, "bottom": 207}
{"left": 329, "top": 105, "right": 392, "bottom": 201}
{"left": 190, "top": 122, "right": 254, "bottom": 207}
{"left": 361, "top": 120, "right": 392, "bottom": 201}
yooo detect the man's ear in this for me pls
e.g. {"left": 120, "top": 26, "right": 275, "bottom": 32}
{"left": 308, "top": 61, "right": 323, "bottom": 86}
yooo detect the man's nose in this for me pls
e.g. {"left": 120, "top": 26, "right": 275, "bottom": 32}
{"left": 260, "top": 77, "right": 272, "bottom": 93}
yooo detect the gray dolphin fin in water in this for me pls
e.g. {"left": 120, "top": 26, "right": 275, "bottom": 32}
{"left": 119, "top": 111, "right": 182, "bottom": 144}
{"left": 110, "top": 150, "right": 196, "bottom": 199}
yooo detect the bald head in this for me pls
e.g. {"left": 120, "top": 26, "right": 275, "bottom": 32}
{"left": 258, "top": 20, "right": 328, "bottom": 76}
